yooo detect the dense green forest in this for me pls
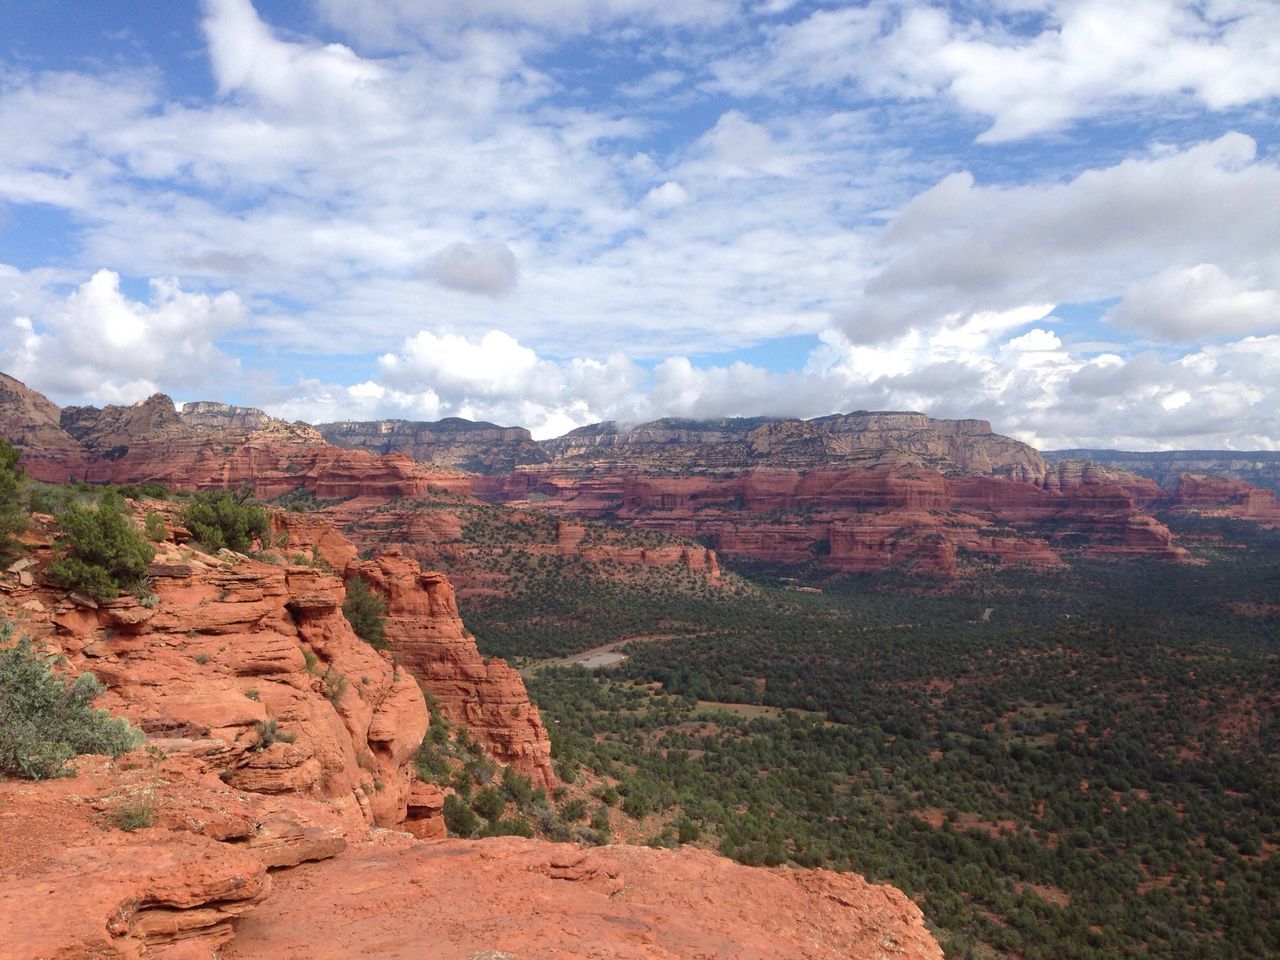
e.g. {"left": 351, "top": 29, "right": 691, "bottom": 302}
{"left": 466, "top": 518, "right": 1280, "bottom": 959}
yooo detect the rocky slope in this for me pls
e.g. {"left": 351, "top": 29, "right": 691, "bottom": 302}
{"left": 0, "top": 503, "right": 942, "bottom": 959}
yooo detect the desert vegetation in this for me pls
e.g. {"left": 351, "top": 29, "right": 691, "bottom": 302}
{"left": 481, "top": 539, "right": 1280, "bottom": 959}
{"left": 0, "top": 625, "right": 143, "bottom": 779}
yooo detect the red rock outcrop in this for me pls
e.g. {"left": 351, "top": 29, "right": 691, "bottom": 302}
{"left": 9, "top": 514, "right": 429, "bottom": 830}
{"left": 1175, "top": 473, "right": 1280, "bottom": 526}
{"left": 0, "top": 495, "right": 943, "bottom": 960}
{"left": 0, "top": 760, "right": 273, "bottom": 960}
{"left": 0, "top": 759, "right": 942, "bottom": 960}
{"left": 224, "top": 836, "right": 944, "bottom": 960}
{"left": 351, "top": 551, "right": 556, "bottom": 790}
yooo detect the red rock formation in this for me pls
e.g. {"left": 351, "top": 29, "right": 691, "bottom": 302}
{"left": 9, "top": 518, "right": 429, "bottom": 830}
{"left": 351, "top": 551, "right": 557, "bottom": 790}
{"left": 476, "top": 465, "right": 1187, "bottom": 574}
{"left": 0, "top": 762, "right": 273, "bottom": 959}
{"left": 224, "top": 837, "right": 944, "bottom": 960}
{"left": 0, "top": 760, "right": 941, "bottom": 960}
{"left": 0, "top": 499, "right": 943, "bottom": 960}
{"left": 1175, "top": 473, "right": 1280, "bottom": 526}
{"left": 2, "top": 387, "right": 473, "bottom": 499}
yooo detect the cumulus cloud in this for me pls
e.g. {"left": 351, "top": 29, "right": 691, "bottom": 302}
{"left": 1105, "top": 264, "right": 1280, "bottom": 341}
{"left": 0, "top": 268, "right": 244, "bottom": 405}
{"left": 841, "top": 133, "right": 1280, "bottom": 343}
{"left": 718, "top": 0, "right": 1280, "bottom": 141}
{"left": 423, "top": 241, "right": 520, "bottom": 296}
{"left": 202, "top": 0, "right": 385, "bottom": 117}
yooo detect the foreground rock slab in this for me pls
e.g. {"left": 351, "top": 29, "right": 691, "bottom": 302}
{"left": 225, "top": 836, "right": 943, "bottom": 960}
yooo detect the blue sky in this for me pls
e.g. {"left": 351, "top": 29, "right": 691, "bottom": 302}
{"left": 1, "top": 0, "right": 1278, "bottom": 447}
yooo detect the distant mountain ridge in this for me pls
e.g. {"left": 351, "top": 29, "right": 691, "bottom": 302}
{"left": 323, "top": 409, "right": 1049, "bottom": 480}
{"left": 2, "top": 373, "right": 1277, "bottom": 578}
{"left": 1046, "top": 449, "right": 1280, "bottom": 494}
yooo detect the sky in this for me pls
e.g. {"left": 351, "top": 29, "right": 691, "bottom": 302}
{"left": 0, "top": 0, "right": 1278, "bottom": 449}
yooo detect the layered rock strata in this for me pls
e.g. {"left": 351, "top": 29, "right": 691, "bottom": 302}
{"left": 475, "top": 466, "right": 1189, "bottom": 574}
{"left": 350, "top": 551, "right": 557, "bottom": 789}
{"left": 318, "top": 417, "right": 550, "bottom": 473}
{"left": 0, "top": 384, "right": 471, "bottom": 499}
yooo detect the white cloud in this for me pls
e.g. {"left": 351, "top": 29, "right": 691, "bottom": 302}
{"left": 423, "top": 241, "right": 520, "bottom": 296}
{"left": 1105, "top": 264, "right": 1280, "bottom": 341}
{"left": 642, "top": 180, "right": 690, "bottom": 211}
{"left": 0, "top": 2, "right": 1277, "bottom": 449}
{"left": 842, "top": 133, "right": 1280, "bottom": 343}
{"left": 250, "top": 317, "right": 1280, "bottom": 451}
{"left": 0, "top": 268, "right": 244, "bottom": 405}
{"left": 203, "top": 0, "right": 386, "bottom": 117}
{"left": 718, "top": 0, "right": 1280, "bottom": 141}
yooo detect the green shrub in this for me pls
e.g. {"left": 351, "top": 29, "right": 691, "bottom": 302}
{"left": 0, "top": 440, "right": 26, "bottom": 556}
{"left": 0, "top": 630, "right": 143, "bottom": 779}
{"left": 559, "top": 797, "right": 588, "bottom": 822}
{"left": 47, "top": 496, "right": 155, "bottom": 600}
{"left": 143, "top": 512, "right": 167, "bottom": 542}
{"left": 500, "top": 768, "right": 535, "bottom": 807}
{"left": 343, "top": 577, "right": 388, "bottom": 650}
{"left": 472, "top": 785, "right": 506, "bottom": 821}
{"left": 180, "top": 489, "right": 269, "bottom": 552}
{"left": 480, "top": 815, "right": 534, "bottom": 838}
{"left": 443, "top": 793, "right": 480, "bottom": 837}
{"left": 414, "top": 740, "right": 451, "bottom": 783}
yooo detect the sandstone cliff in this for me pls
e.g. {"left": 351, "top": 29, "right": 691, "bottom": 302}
{"left": 1047, "top": 448, "right": 1280, "bottom": 495}
{"left": 0, "top": 504, "right": 942, "bottom": 960}
{"left": 3, "top": 387, "right": 472, "bottom": 499}
{"left": 476, "top": 466, "right": 1190, "bottom": 575}
{"left": 541, "top": 410, "right": 1048, "bottom": 479}
{"left": 318, "top": 416, "right": 550, "bottom": 473}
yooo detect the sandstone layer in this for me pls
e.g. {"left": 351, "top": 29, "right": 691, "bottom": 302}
{"left": 10, "top": 510, "right": 430, "bottom": 830}
{"left": 223, "top": 836, "right": 944, "bottom": 960}
{"left": 1047, "top": 448, "right": 1280, "bottom": 494}
{"left": 542, "top": 411, "right": 1047, "bottom": 479}
{"left": 475, "top": 466, "right": 1190, "bottom": 574}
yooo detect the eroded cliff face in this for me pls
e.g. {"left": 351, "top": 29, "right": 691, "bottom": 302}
{"left": 1175, "top": 473, "right": 1280, "bottom": 526}
{"left": 476, "top": 466, "right": 1190, "bottom": 575}
{"left": 0, "top": 506, "right": 942, "bottom": 960}
{"left": 5, "top": 387, "right": 472, "bottom": 499}
{"left": 349, "top": 551, "right": 556, "bottom": 790}
{"left": 541, "top": 410, "right": 1049, "bottom": 479}
{"left": 11, "top": 512, "right": 429, "bottom": 830}
{"left": 318, "top": 417, "right": 551, "bottom": 474}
